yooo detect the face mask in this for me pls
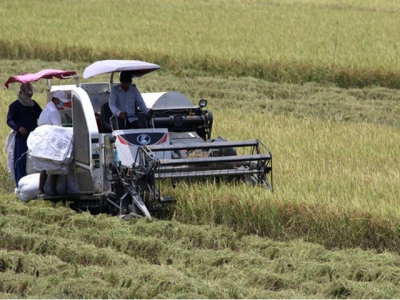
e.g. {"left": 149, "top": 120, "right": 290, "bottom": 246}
{"left": 56, "top": 101, "right": 64, "bottom": 109}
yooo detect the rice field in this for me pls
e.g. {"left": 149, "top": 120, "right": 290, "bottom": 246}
{"left": 1, "top": 0, "right": 400, "bottom": 298}
{"left": 1, "top": 0, "right": 400, "bottom": 87}
{"left": 1, "top": 59, "right": 399, "bottom": 252}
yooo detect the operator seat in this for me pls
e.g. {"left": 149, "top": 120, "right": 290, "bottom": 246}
{"left": 100, "top": 102, "right": 130, "bottom": 131}
{"left": 100, "top": 102, "right": 113, "bottom": 132}
{"left": 101, "top": 102, "right": 126, "bottom": 132}
{"left": 100, "top": 102, "right": 150, "bottom": 132}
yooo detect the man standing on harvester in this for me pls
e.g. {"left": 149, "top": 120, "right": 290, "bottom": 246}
{"left": 109, "top": 71, "right": 153, "bottom": 129}
{"left": 37, "top": 90, "right": 69, "bottom": 196}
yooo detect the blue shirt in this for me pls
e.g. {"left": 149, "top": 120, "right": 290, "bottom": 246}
{"left": 7, "top": 100, "right": 42, "bottom": 135}
{"left": 109, "top": 84, "right": 149, "bottom": 123}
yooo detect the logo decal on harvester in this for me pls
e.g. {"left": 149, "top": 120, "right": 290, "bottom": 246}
{"left": 137, "top": 134, "right": 151, "bottom": 145}
{"left": 116, "top": 132, "right": 168, "bottom": 146}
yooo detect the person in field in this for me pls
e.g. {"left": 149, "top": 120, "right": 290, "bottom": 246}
{"left": 37, "top": 90, "right": 69, "bottom": 196}
{"left": 6, "top": 83, "right": 42, "bottom": 187}
{"left": 108, "top": 71, "right": 153, "bottom": 129}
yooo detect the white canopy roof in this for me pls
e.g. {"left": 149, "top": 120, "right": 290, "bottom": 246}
{"left": 83, "top": 60, "right": 160, "bottom": 79}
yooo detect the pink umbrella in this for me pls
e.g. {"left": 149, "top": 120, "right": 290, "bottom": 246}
{"left": 4, "top": 69, "right": 77, "bottom": 90}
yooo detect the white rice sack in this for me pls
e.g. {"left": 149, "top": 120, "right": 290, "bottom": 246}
{"left": 31, "top": 158, "right": 70, "bottom": 175}
{"left": 5, "top": 130, "right": 16, "bottom": 181}
{"left": 27, "top": 125, "right": 73, "bottom": 162}
{"left": 26, "top": 155, "right": 36, "bottom": 176}
{"left": 5, "top": 131, "right": 37, "bottom": 181}
{"left": 15, "top": 173, "right": 40, "bottom": 203}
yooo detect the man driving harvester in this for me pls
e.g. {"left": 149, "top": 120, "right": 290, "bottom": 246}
{"left": 108, "top": 71, "right": 154, "bottom": 129}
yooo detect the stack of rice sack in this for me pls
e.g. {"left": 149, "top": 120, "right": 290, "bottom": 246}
{"left": 15, "top": 125, "right": 74, "bottom": 202}
{"left": 27, "top": 125, "right": 73, "bottom": 175}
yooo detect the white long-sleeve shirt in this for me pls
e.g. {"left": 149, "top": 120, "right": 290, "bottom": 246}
{"left": 38, "top": 101, "right": 62, "bottom": 126}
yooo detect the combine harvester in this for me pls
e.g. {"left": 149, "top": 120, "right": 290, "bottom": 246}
{"left": 5, "top": 60, "right": 273, "bottom": 219}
